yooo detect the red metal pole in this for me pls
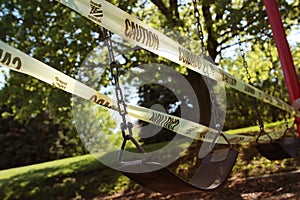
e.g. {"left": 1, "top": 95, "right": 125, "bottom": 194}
{"left": 264, "top": 0, "right": 300, "bottom": 135}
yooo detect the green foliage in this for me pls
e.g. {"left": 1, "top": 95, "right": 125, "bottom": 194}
{"left": 0, "top": 108, "right": 87, "bottom": 170}
{"left": 0, "top": 0, "right": 299, "bottom": 176}
{"left": 0, "top": 0, "right": 103, "bottom": 123}
{"left": 0, "top": 0, "right": 105, "bottom": 168}
{"left": 221, "top": 43, "right": 292, "bottom": 129}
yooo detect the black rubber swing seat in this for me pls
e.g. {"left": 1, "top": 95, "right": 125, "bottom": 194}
{"left": 256, "top": 129, "right": 299, "bottom": 161}
{"left": 119, "top": 148, "right": 238, "bottom": 193}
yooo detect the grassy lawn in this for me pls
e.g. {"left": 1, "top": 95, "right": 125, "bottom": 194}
{"left": 0, "top": 142, "right": 171, "bottom": 200}
{"left": 226, "top": 119, "right": 294, "bottom": 135}
{"left": 1, "top": 121, "right": 299, "bottom": 200}
{"left": 0, "top": 154, "right": 132, "bottom": 200}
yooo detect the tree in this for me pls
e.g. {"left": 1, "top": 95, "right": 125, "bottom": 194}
{"left": 0, "top": 0, "right": 299, "bottom": 168}
{"left": 0, "top": 0, "right": 105, "bottom": 168}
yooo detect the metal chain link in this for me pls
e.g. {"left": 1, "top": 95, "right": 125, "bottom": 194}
{"left": 266, "top": 39, "right": 280, "bottom": 95}
{"left": 266, "top": 41, "right": 288, "bottom": 123}
{"left": 192, "top": 0, "right": 225, "bottom": 144}
{"left": 235, "top": 22, "right": 265, "bottom": 131}
{"left": 192, "top": 0, "right": 206, "bottom": 56}
{"left": 102, "top": 28, "right": 147, "bottom": 163}
{"left": 237, "top": 34, "right": 252, "bottom": 84}
{"left": 262, "top": 11, "right": 292, "bottom": 128}
{"left": 203, "top": 64, "right": 221, "bottom": 132}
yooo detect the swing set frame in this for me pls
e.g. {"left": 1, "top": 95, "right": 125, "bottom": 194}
{"left": 264, "top": 0, "right": 300, "bottom": 136}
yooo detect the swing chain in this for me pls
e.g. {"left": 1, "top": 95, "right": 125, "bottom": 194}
{"left": 265, "top": 37, "right": 281, "bottom": 97}
{"left": 235, "top": 24, "right": 265, "bottom": 131}
{"left": 263, "top": 15, "right": 292, "bottom": 126}
{"left": 237, "top": 33, "right": 252, "bottom": 84}
{"left": 192, "top": 0, "right": 206, "bottom": 56}
{"left": 192, "top": 1, "right": 223, "bottom": 135}
{"left": 102, "top": 28, "right": 147, "bottom": 163}
{"left": 203, "top": 65, "right": 221, "bottom": 131}
{"left": 284, "top": 118, "right": 289, "bottom": 129}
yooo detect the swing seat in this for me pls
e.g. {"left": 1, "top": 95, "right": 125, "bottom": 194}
{"left": 256, "top": 137, "right": 299, "bottom": 160}
{"left": 119, "top": 148, "right": 238, "bottom": 193}
{"left": 278, "top": 136, "right": 299, "bottom": 157}
{"left": 119, "top": 160, "right": 199, "bottom": 193}
{"left": 189, "top": 148, "right": 238, "bottom": 190}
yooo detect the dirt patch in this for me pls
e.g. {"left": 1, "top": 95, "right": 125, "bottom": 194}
{"left": 99, "top": 170, "right": 300, "bottom": 200}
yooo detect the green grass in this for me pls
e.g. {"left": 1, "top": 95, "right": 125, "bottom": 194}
{"left": 0, "top": 154, "right": 95, "bottom": 180}
{"left": 226, "top": 119, "right": 294, "bottom": 135}
{"left": 1, "top": 122, "right": 299, "bottom": 199}
{"left": 0, "top": 153, "right": 132, "bottom": 200}
{"left": 0, "top": 142, "right": 173, "bottom": 200}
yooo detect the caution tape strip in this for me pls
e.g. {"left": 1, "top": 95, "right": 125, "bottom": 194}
{"left": 2, "top": 40, "right": 287, "bottom": 144}
{"left": 56, "top": 0, "right": 300, "bottom": 118}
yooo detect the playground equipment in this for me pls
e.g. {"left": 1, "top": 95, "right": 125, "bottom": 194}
{"left": 256, "top": 122, "right": 299, "bottom": 160}
{"left": 0, "top": 0, "right": 299, "bottom": 194}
